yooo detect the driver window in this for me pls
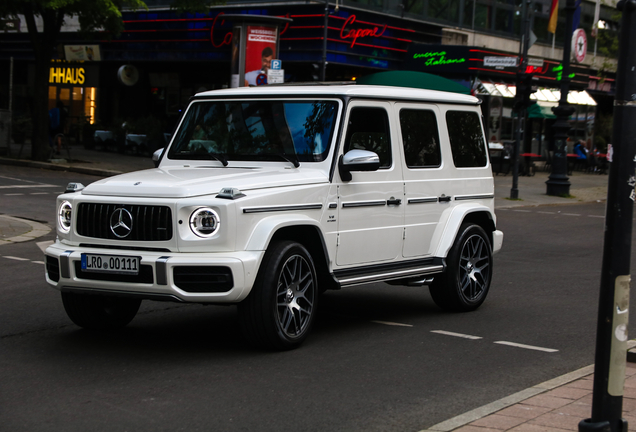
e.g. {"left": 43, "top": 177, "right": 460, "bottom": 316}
{"left": 343, "top": 107, "right": 392, "bottom": 169}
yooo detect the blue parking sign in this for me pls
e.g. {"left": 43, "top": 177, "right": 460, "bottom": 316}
{"left": 271, "top": 59, "right": 282, "bottom": 70}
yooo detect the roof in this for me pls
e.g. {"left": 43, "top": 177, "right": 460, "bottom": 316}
{"left": 194, "top": 84, "right": 480, "bottom": 105}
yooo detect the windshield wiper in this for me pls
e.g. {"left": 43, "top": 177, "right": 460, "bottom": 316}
{"left": 209, "top": 153, "right": 229, "bottom": 167}
{"left": 274, "top": 153, "right": 300, "bottom": 168}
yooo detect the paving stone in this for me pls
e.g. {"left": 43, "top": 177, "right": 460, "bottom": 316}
{"left": 529, "top": 413, "right": 580, "bottom": 431}
{"left": 471, "top": 414, "right": 527, "bottom": 430}
{"left": 544, "top": 387, "right": 592, "bottom": 401}
{"left": 522, "top": 395, "right": 573, "bottom": 410}
{"left": 496, "top": 404, "right": 552, "bottom": 420}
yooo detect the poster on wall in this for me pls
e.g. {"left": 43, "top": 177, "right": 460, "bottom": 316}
{"left": 244, "top": 25, "right": 277, "bottom": 86}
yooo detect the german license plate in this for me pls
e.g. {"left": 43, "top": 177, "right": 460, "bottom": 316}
{"left": 81, "top": 253, "right": 140, "bottom": 275}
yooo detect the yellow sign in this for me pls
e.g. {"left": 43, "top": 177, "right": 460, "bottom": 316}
{"left": 49, "top": 66, "right": 85, "bottom": 85}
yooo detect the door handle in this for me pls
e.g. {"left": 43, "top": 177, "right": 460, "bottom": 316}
{"left": 438, "top": 195, "right": 452, "bottom": 202}
{"left": 387, "top": 197, "right": 402, "bottom": 206}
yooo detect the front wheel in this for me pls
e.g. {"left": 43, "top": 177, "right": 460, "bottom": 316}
{"left": 238, "top": 241, "right": 318, "bottom": 350}
{"left": 429, "top": 224, "right": 493, "bottom": 312}
{"left": 61, "top": 292, "right": 141, "bottom": 330}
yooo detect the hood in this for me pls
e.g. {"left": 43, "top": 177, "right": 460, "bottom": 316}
{"left": 81, "top": 166, "right": 329, "bottom": 198}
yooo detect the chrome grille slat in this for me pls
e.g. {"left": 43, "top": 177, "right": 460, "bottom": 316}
{"left": 77, "top": 203, "right": 173, "bottom": 241}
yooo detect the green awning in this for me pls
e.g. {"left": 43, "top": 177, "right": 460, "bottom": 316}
{"left": 356, "top": 71, "right": 471, "bottom": 94}
{"left": 527, "top": 102, "right": 557, "bottom": 119}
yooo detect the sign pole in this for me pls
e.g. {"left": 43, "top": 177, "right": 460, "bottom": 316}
{"left": 579, "top": 2, "right": 636, "bottom": 432}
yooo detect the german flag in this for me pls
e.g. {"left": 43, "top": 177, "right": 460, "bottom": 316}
{"left": 548, "top": 0, "right": 559, "bottom": 34}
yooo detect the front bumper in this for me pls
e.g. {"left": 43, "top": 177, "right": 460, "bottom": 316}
{"left": 44, "top": 241, "right": 264, "bottom": 303}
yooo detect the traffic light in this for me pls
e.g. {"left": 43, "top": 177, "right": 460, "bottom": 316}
{"left": 514, "top": 72, "right": 537, "bottom": 111}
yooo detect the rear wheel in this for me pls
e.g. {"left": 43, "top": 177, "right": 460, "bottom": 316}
{"left": 61, "top": 292, "right": 141, "bottom": 330}
{"left": 429, "top": 224, "right": 492, "bottom": 312}
{"left": 238, "top": 241, "right": 318, "bottom": 350}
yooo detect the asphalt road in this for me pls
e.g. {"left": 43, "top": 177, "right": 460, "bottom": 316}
{"left": 1, "top": 165, "right": 635, "bottom": 432}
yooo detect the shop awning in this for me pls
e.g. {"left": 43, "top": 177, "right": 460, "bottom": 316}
{"left": 527, "top": 102, "right": 557, "bottom": 119}
{"left": 357, "top": 71, "right": 471, "bottom": 94}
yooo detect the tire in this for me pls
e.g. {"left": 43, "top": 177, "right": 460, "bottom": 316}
{"left": 429, "top": 224, "right": 493, "bottom": 312}
{"left": 238, "top": 241, "right": 318, "bottom": 350}
{"left": 61, "top": 292, "right": 141, "bottom": 330}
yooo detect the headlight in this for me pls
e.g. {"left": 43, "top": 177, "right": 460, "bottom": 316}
{"left": 189, "top": 207, "right": 220, "bottom": 238}
{"left": 58, "top": 201, "right": 72, "bottom": 233}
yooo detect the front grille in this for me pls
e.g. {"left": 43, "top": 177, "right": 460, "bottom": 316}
{"left": 46, "top": 256, "right": 60, "bottom": 282}
{"left": 173, "top": 266, "right": 234, "bottom": 293}
{"left": 74, "top": 261, "right": 154, "bottom": 284}
{"left": 76, "top": 203, "right": 173, "bottom": 241}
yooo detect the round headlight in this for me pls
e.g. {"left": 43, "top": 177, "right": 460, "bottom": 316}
{"left": 189, "top": 207, "right": 220, "bottom": 238}
{"left": 58, "top": 201, "right": 72, "bottom": 233}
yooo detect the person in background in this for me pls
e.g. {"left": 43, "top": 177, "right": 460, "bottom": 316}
{"left": 49, "top": 101, "right": 67, "bottom": 155}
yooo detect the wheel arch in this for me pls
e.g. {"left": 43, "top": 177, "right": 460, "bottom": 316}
{"left": 433, "top": 205, "right": 496, "bottom": 258}
{"left": 245, "top": 216, "right": 336, "bottom": 291}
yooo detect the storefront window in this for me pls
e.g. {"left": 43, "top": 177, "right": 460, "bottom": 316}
{"left": 428, "top": 0, "right": 460, "bottom": 22}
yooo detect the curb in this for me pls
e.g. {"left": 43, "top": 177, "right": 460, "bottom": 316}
{"left": 0, "top": 156, "right": 123, "bottom": 177}
{"left": 0, "top": 215, "right": 52, "bottom": 245}
{"left": 421, "top": 339, "right": 636, "bottom": 432}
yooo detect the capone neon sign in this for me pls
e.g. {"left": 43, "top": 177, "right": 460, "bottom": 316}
{"left": 340, "top": 15, "right": 387, "bottom": 48}
{"left": 210, "top": 13, "right": 232, "bottom": 48}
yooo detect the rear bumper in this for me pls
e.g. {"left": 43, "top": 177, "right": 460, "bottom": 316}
{"left": 44, "top": 241, "right": 264, "bottom": 303}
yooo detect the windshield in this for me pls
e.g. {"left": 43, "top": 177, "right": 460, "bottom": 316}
{"left": 168, "top": 100, "right": 339, "bottom": 163}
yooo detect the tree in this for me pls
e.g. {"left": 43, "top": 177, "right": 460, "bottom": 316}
{"left": 0, "top": 0, "right": 222, "bottom": 161}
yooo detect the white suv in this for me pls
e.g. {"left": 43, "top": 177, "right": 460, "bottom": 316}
{"left": 45, "top": 84, "right": 503, "bottom": 349}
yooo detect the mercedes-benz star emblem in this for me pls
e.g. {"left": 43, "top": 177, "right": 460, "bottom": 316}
{"left": 110, "top": 208, "right": 133, "bottom": 238}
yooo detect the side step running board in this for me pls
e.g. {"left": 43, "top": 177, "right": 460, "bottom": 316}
{"left": 335, "top": 263, "right": 444, "bottom": 288}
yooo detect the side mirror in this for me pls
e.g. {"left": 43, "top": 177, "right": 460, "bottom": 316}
{"left": 152, "top": 148, "right": 164, "bottom": 167}
{"left": 338, "top": 149, "right": 380, "bottom": 182}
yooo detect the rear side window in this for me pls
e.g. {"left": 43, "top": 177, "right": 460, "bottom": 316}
{"left": 446, "top": 111, "right": 487, "bottom": 168}
{"left": 399, "top": 109, "right": 441, "bottom": 168}
{"left": 343, "top": 107, "right": 392, "bottom": 169}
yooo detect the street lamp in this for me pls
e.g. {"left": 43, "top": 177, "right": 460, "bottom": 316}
{"left": 546, "top": 0, "right": 576, "bottom": 196}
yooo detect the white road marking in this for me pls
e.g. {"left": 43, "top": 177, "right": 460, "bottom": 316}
{"left": 431, "top": 330, "right": 482, "bottom": 340}
{"left": 494, "top": 341, "right": 558, "bottom": 352}
{"left": 3, "top": 256, "right": 30, "bottom": 261}
{"left": 537, "top": 211, "right": 556, "bottom": 214}
{"left": 30, "top": 192, "right": 49, "bottom": 195}
{"left": 32, "top": 261, "right": 45, "bottom": 265}
{"left": 0, "top": 184, "right": 58, "bottom": 189}
{"left": 5, "top": 193, "right": 24, "bottom": 196}
{"left": 512, "top": 210, "right": 531, "bottom": 213}
{"left": 562, "top": 213, "right": 581, "bottom": 216}
{"left": 371, "top": 320, "right": 413, "bottom": 327}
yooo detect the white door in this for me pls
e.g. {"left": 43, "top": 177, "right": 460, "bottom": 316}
{"left": 335, "top": 101, "right": 404, "bottom": 266}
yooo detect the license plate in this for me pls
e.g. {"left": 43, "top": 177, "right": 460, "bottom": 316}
{"left": 81, "top": 254, "right": 140, "bottom": 275}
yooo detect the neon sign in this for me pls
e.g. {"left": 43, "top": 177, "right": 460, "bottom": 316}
{"left": 210, "top": 13, "right": 232, "bottom": 48}
{"left": 552, "top": 64, "right": 576, "bottom": 81}
{"left": 412, "top": 51, "right": 466, "bottom": 66}
{"left": 340, "top": 15, "right": 387, "bottom": 48}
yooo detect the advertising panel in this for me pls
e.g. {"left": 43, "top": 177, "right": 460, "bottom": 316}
{"left": 244, "top": 25, "right": 277, "bottom": 86}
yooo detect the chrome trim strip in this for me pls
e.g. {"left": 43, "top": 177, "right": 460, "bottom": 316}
{"left": 242, "top": 204, "right": 323, "bottom": 214}
{"left": 454, "top": 194, "right": 495, "bottom": 201}
{"left": 342, "top": 200, "right": 386, "bottom": 208}
{"left": 156, "top": 256, "right": 170, "bottom": 285}
{"left": 60, "top": 251, "right": 73, "bottom": 279}
{"left": 408, "top": 197, "right": 438, "bottom": 204}
{"left": 338, "top": 265, "right": 444, "bottom": 286}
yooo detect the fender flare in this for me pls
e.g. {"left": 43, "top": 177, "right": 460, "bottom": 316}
{"left": 432, "top": 203, "right": 496, "bottom": 258}
{"left": 245, "top": 214, "right": 325, "bottom": 252}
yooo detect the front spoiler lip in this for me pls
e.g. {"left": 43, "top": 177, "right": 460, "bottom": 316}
{"left": 44, "top": 242, "right": 263, "bottom": 303}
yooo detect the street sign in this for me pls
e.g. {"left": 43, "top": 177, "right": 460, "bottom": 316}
{"left": 572, "top": 29, "right": 587, "bottom": 64}
{"left": 268, "top": 69, "right": 284, "bottom": 84}
{"left": 483, "top": 56, "right": 518, "bottom": 68}
{"left": 256, "top": 73, "right": 268, "bottom": 86}
{"left": 271, "top": 59, "right": 282, "bottom": 70}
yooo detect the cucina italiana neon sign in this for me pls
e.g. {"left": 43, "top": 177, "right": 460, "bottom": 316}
{"left": 413, "top": 51, "right": 465, "bottom": 66}
{"left": 340, "top": 15, "right": 387, "bottom": 48}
